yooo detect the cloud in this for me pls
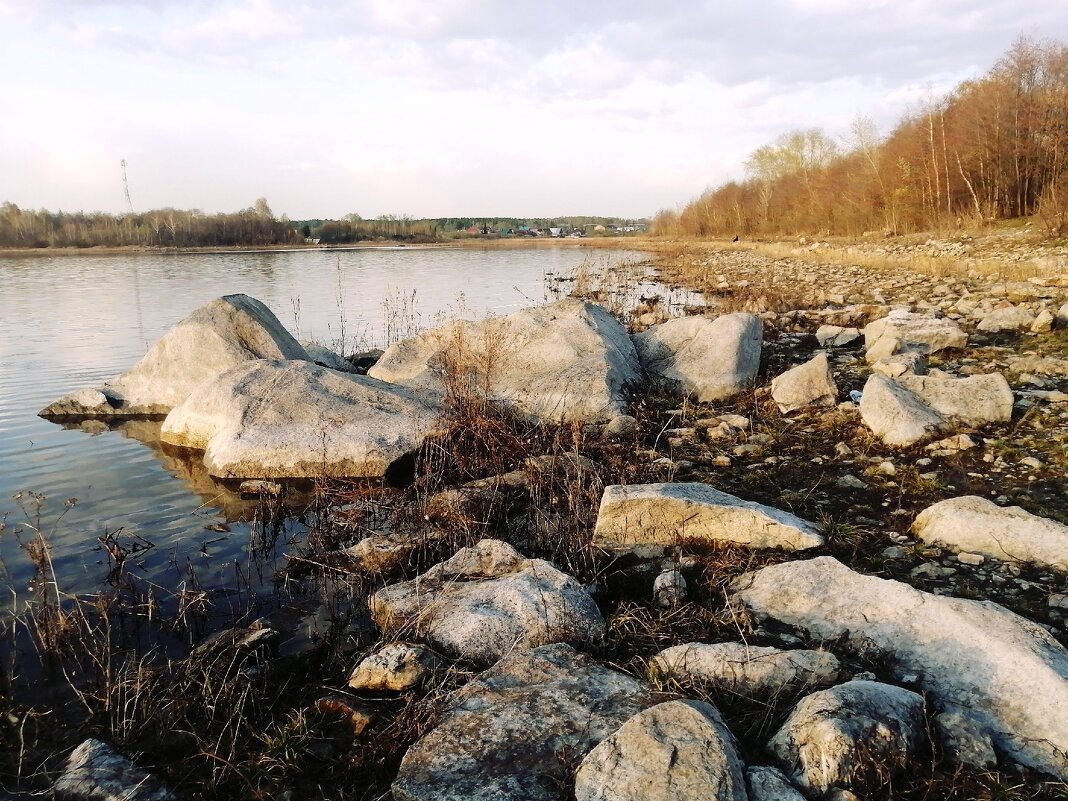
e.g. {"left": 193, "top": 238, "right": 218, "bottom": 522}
{"left": 2, "top": 0, "right": 1067, "bottom": 217}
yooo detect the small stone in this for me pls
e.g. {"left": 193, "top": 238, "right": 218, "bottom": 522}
{"left": 1020, "top": 456, "right": 1044, "bottom": 469}
{"left": 956, "top": 552, "right": 985, "bottom": 566}
{"left": 239, "top": 479, "right": 284, "bottom": 496}
{"left": 834, "top": 442, "right": 853, "bottom": 458}
{"left": 1031, "top": 309, "right": 1055, "bottom": 333}
{"left": 653, "top": 569, "right": 687, "bottom": 608}
{"left": 835, "top": 474, "right": 866, "bottom": 490}
{"left": 348, "top": 643, "right": 442, "bottom": 692}
{"left": 53, "top": 739, "right": 175, "bottom": 801}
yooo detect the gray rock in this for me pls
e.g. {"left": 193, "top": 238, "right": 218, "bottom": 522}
{"left": 651, "top": 642, "right": 840, "bottom": 696}
{"left": 733, "top": 556, "right": 1068, "bottom": 779}
{"left": 977, "top": 306, "right": 1036, "bottom": 332}
{"left": 370, "top": 540, "right": 605, "bottom": 664}
{"left": 301, "top": 340, "right": 357, "bottom": 372}
{"left": 771, "top": 353, "right": 838, "bottom": 413}
{"left": 746, "top": 765, "right": 807, "bottom": 801}
{"left": 870, "top": 351, "right": 927, "bottom": 378}
{"left": 41, "top": 294, "right": 308, "bottom": 418}
{"left": 592, "top": 483, "right": 824, "bottom": 557}
{"left": 859, "top": 372, "right": 1013, "bottom": 447}
{"left": 348, "top": 643, "right": 442, "bottom": 692}
{"left": 652, "top": 569, "right": 687, "bottom": 608}
{"left": 392, "top": 643, "right": 658, "bottom": 801}
{"left": 913, "top": 495, "right": 1068, "bottom": 573}
{"left": 858, "top": 374, "right": 946, "bottom": 446}
{"left": 53, "top": 739, "right": 175, "bottom": 801}
{"left": 935, "top": 708, "right": 997, "bottom": 770}
{"left": 767, "top": 680, "right": 925, "bottom": 795}
{"left": 863, "top": 310, "right": 967, "bottom": 363}
{"left": 1031, "top": 309, "right": 1055, "bottom": 333}
{"left": 634, "top": 313, "right": 762, "bottom": 402}
{"left": 369, "top": 298, "right": 640, "bottom": 423}
{"left": 815, "top": 325, "right": 860, "bottom": 347}
{"left": 160, "top": 360, "right": 440, "bottom": 479}
{"left": 574, "top": 700, "right": 747, "bottom": 801}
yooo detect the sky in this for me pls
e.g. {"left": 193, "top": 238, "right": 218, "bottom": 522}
{"left": 1, "top": 1, "right": 1067, "bottom": 220}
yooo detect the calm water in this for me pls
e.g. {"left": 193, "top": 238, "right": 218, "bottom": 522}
{"left": 0, "top": 246, "right": 679, "bottom": 606}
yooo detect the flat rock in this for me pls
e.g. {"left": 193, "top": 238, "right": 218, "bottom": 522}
{"left": 302, "top": 341, "right": 357, "bottom": 372}
{"left": 41, "top": 294, "right": 308, "bottom": 418}
{"left": 977, "top": 305, "right": 1036, "bottom": 332}
{"left": 913, "top": 495, "right": 1068, "bottom": 573}
{"left": 574, "top": 700, "right": 747, "bottom": 801}
{"left": 733, "top": 556, "right": 1068, "bottom": 779}
{"left": 859, "top": 372, "right": 1012, "bottom": 447}
{"left": 369, "top": 539, "right": 605, "bottom": 664}
{"left": 815, "top": 325, "right": 860, "bottom": 347}
{"left": 392, "top": 643, "right": 659, "bottom": 801}
{"left": 53, "top": 739, "right": 175, "bottom": 801}
{"left": 634, "top": 313, "right": 762, "bottom": 402}
{"left": 160, "top": 359, "right": 440, "bottom": 479}
{"left": 770, "top": 353, "right": 838, "bottom": 413}
{"left": 767, "top": 679, "right": 925, "bottom": 795}
{"left": 348, "top": 643, "right": 442, "bottom": 691}
{"left": 746, "top": 765, "right": 807, "bottom": 801}
{"left": 592, "top": 483, "right": 824, "bottom": 557}
{"left": 651, "top": 642, "right": 840, "bottom": 696}
{"left": 863, "top": 310, "right": 967, "bottom": 363}
{"left": 368, "top": 298, "right": 640, "bottom": 423}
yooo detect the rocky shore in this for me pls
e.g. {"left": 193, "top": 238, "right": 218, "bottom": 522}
{"left": 29, "top": 237, "right": 1068, "bottom": 800}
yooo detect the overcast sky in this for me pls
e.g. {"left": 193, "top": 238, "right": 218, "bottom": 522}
{"left": 2, "top": 1, "right": 1066, "bottom": 219}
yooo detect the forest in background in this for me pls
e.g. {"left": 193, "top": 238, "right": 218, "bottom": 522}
{"left": 653, "top": 37, "right": 1068, "bottom": 239}
{"left": 0, "top": 195, "right": 646, "bottom": 249}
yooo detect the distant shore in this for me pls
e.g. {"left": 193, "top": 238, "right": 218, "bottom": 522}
{"left": 0, "top": 236, "right": 656, "bottom": 259}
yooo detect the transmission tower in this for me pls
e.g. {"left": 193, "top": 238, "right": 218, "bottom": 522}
{"left": 120, "top": 159, "right": 133, "bottom": 212}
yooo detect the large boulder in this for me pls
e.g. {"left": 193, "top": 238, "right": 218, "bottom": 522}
{"left": 41, "top": 294, "right": 308, "bottom": 418}
{"left": 770, "top": 353, "right": 838, "bottom": 413}
{"left": 368, "top": 298, "right": 640, "bottom": 423}
{"left": 913, "top": 495, "right": 1068, "bottom": 573}
{"left": 859, "top": 372, "right": 1013, "bottom": 447}
{"left": 977, "top": 305, "right": 1036, "bottom": 332}
{"left": 863, "top": 310, "right": 967, "bottom": 363}
{"left": 732, "top": 557, "right": 1068, "bottom": 779}
{"left": 160, "top": 360, "right": 440, "bottom": 480}
{"left": 392, "top": 643, "right": 659, "bottom": 801}
{"left": 651, "top": 642, "right": 840, "bottom": 696}
{"left": 53, "top": 739, "right": 175, "bottom": 801}
{"left": 592, "top": 483, "right": 824, "bottom": 557}
{"left": 634, "top": 313, "right": 762, "bottom": 402}
{"left": 369, "top": 540, "right": 605, "bottom": 664}
{"left": 767, "top": 680, "right": 926, "bottom": 795}
{"left": 574, "top": 700, "right": 747, "bottom": 801}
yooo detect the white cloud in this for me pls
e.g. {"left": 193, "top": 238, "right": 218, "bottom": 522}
{"left": 2, "top": 0, "right": 1067, "bottom": 217}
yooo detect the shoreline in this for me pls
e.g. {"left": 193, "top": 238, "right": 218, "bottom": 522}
{"left": 0, "top": 236, "right": 655, "bottom": 259}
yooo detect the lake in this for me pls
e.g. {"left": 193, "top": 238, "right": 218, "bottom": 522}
{"left": 0, "top": 245, "right": 684, "bottom": 608}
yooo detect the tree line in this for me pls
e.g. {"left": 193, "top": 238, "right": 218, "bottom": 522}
{"left": 0, "top": 198, "right": 299, "bottom": 249}
{"left": 653, "top": 37, "right": 1068, "bottom": 238}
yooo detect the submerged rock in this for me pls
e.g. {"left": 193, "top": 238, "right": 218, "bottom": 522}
{"left": 41, "top": 294, "right": 308, "bottom": 418}
{"left": 368, "top": 298, "right": 640, "bottom": 423}
{"left": 651, "top": 642, "right": 840, "bottom": 696}
{"left": 863, "top": 310, "right": 967, "bottom": 363}
{"left": 634, "top": 313, "right": 762, "bottom": 402}
{"left": 767, "top": 679, "right": 925, "bottom": 795}
{"left": 913, "top": 495, "right": 1068, "bottom": 573}
{"left": 160, "top": 360, "right": 440, "bottom": 480}
{"left": 53, "top": 739, "right": 175, "bottom": 801}
{"left": 770, "top": 353, "right": 838, "bottom": 413}
{"left": 393, "top": 643, "right": 658, "bottom": 801}
{"left": 733, "top": 557, "right": 1068, "bottom": 779}
{"left": 370, "top": 539, "right": 605, "bottom": 664}
{"left": 592, "top": 483, "right": 823, "bottom": 557}
{"left": 574, "top": 700, "right": 747, "bottom": 801}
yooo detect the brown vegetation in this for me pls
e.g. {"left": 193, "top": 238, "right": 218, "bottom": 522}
{"left": 655, "top": 37, "right": 1068, "bottom": 238}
